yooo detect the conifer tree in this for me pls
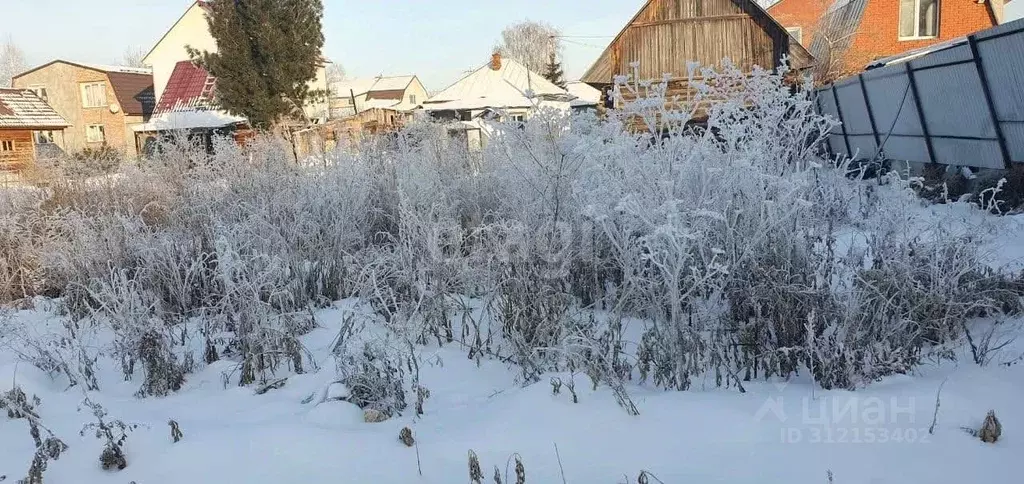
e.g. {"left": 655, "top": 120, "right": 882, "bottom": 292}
{"left": 543, "top": 53, "right": 565, "bottom": 89}
{"left": 188, "top": 0, "right": 325, "bottom": 129}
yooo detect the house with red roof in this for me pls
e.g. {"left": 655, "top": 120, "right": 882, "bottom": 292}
{"left": 0, "top": 89, "right": 69, "bottom": 174}
{"left": 12, "top": 60, "right": 154, "bottom": 158}
{"left": 143, "top": 0, "right": 331, "bottom": 127}
{"left": 132, "top": 60, "right": 251, "bottom": 155}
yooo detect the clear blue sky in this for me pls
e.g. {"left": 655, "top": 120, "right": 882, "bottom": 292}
{"left": 5, "top": 0, "right": 1023, "bottom": 92}
{"left": 3, "top": 0, "right": 639, "bottom": 92}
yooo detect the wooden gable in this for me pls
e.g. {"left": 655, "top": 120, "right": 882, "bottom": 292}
{"left": 582, "top": 0, "right": 815, "bottom": 85}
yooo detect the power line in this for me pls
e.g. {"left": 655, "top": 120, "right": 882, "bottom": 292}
{"left": 552, "top": 35, "right": 615, "bottom": 39}
{"left": 561, "top": 38, "right": 607, "bottom": 49}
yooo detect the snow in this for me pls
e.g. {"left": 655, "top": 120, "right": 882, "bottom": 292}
{"left": 566, "top": 81, "right": 601, "bottom": 107}
{"left": 331, "top": 78, "right": 380, "bottom": 98}
{"left": 78, "top": 63, "right": 153, "bottom": 75}
{"left": 369, "top": 76, "right": 416, "bottom": 92}
{"left": 1, "top": 294, "right": 1022, "bottom": 483}
{"left": 423, "top": 57, "right": 568, "bottom": 112}
{"left": 132, "top": 110, "right": 247, "bottom": 132}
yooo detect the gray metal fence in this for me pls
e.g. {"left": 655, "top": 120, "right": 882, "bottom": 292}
{"left": 815, "top": 19, "right": 1024, "bottom": 170}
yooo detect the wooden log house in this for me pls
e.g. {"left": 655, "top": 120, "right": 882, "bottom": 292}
{"left": 581, "top": 0, "right": 815, "bottom": 115}
{"left": 0, "top": 89, "right": 69, "bottom": 175}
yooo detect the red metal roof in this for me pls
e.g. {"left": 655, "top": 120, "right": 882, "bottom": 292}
{"left": 154, "top": 60, "right": 218, "bottom": 114}
{"left": 0, "top": 89, "right": 69, "bottom": 129}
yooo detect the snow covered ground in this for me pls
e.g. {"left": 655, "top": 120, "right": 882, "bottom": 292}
{"left": 1, "top": 293, "right": 1021, "bottom": 484}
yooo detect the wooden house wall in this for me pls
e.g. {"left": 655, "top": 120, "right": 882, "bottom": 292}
{"left": 585, "top": 0, "right": 799, "bottom": 85}
{"left": 0, "top": 129, "right": 36, "bottom": 173}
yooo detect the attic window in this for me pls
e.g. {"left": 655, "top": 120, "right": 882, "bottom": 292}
{"left": 899, "top": 0, "right": 939, "bottom": 40}
{"left": 786, "top": 27, "right": 803, "bottom": 44}
{"left": 29, "top": 86, "right": 48, "bottom": 102}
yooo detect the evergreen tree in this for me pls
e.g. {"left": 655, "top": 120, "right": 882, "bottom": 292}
{"left": 543, "top": 53, "right": 565, "bottom": 89}
{"left": 188, "top": 0, "right": 325, "bottom": 129}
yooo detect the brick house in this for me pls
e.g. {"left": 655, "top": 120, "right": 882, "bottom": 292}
{"left": 12, "top": 61, "right": 155, "bottom": 158}
{"left": 0, "top": 89, "right": 69, "bottom": 175}
{"left": 768, "top": 0, "right": 1012, "bottom": 81}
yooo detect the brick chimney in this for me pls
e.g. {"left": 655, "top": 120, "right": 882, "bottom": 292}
{"left": 491, "top": 52, "right": 502, "bottom": 71}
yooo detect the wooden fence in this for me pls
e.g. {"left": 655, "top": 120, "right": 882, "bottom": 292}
{"left": 815, "top": 19, "right": 1024, "bottom": 169}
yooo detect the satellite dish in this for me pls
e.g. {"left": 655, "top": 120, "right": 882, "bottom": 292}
{"left": 109, "top": 103, "right": 121, "bottom": 114}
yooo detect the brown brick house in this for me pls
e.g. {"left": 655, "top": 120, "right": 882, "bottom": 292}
{"left": 0, "top": 89, "right": 69, "bottom": 175}
{"left": 768, "top": 0, "right": 1011, "bottom": 81}
{"left": 12, "top": 60, "right": 155, "bottom": 159}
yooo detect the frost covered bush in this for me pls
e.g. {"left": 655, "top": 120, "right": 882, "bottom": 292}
{"left": 0, "top": 59, "right": 1020, "bottom": 402}
{"left": 334, "top": 336, "right": 408, "bottom": 418}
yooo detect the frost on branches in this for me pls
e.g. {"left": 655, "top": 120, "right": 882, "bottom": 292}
{"left": 0, "top": 60, "right": 1020, "bottom": 423}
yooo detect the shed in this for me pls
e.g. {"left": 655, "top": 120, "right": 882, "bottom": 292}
{"left": 581, "top": 0, "right": 814, "bottom": 105}
{"left": 0, "top": 89, "right": 69, "bottom": 174}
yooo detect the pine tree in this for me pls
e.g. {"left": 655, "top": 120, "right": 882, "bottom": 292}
{"left": 543, "top": 53, "right": 565, "bottom": 89}
{"left": 188, "top": 0, "right": 325, "bottom": 129}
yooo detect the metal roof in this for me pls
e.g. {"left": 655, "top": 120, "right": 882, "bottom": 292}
{"left": 154, "top": 60, "right": 217, "bottom": 114}
{"left": 0, "top": 89, "right": 69, "bottom": 129}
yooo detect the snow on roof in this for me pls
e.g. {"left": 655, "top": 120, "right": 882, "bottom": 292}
{"left": 0, "top": 89, "right": 69, "bottom": 129}
{"left": 132, "top": 110, "right": 246, "bottom": 132}
{"left": 369, "top": 75, "right": 415, "bottom": 91}
{"left": 565, "top": 81, "right": 601, "bottom": 107}
{"left": 423, "top": 56, "right": 568, "bottom": 112}
{"left": 78, "top": 63, "right": 153, "bottom": 75}
{"left": 332, "top": 78, "right": 378, "bottom": 98}
{"left": 865, "top": 36, "right": 969, "bottom": 69}
{"left": 331, "top": 75, "right": 417, "bottom": 97}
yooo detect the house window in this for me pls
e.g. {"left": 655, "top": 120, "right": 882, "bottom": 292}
{"left": 35, "top": 131, "right": 54, "bottom": 144}
{"left": 85, "top": 125, "right": 105, "bottom": 143}
{"left": 510, "top": 114, "right": 525, "bottom": 122}
{"left": 786, "top": 27, "right": 803, "bottom": 44}
{"left": 899, "top": 0, "right": 939, "bottom": 39}
{"left": 410, "top": 94, "right": 417, "bottom": 105}
{"left": 1, "top": 140, "right": 13, "bottom": 151}
{"left": 80, "top": 82, "right": 108, "bottom": 108}
{"left": 29, "top": 86, "right": 48, "bottom": 102}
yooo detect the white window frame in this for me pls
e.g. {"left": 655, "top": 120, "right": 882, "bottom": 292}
{"left": 786, "top": 27, "right": 803, "bottom": 44}
{"left": 85, "top": 124, "right": 106, "bottom": 143}
{"left": 80, "top": 82, "right": 108, "bottom": 108}
{"left": 899, "top": 0, "right": 940, "bottom": 41}
{"left": 1, "top": 140, "right": 13, "bottom": 151}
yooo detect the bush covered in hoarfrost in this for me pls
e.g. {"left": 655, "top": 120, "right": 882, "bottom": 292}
{"left": 0, "top": 61, "right": 1020, "bottom": 406}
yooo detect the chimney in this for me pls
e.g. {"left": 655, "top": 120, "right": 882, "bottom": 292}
{"left": 491, "top": 52, "right": 502, "bottom": 71}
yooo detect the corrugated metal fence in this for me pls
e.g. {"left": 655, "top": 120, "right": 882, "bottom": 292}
{"left": 815, "top": 19, "right": 1024, "bottom": 169}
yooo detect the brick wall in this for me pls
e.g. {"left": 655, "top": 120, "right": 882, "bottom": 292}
{"left": 14, "top": 63, "right": 135, "bottom": 158}
{"left": 768, "top": 0, "right": 830, "bottom": 48}
{"left": 850, "top": 0, "right": 996, "bottom": 69}
{"left": 770, "top": 0, "right": 999, "bottom": 76}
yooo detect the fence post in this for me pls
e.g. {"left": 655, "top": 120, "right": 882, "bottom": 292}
{"left": 831, "top": 84, "right": 853, "bottom": 156}
{"left": 968, "top": 34, "right": 1013, "bottom": 169}
{"left": 905, "top": 63, "right": 937, "bottom": 165}
{"left": 858, "top": 74, "right": 882, "bottom": 151}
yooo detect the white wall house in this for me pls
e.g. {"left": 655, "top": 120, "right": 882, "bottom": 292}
{"left": 421, "top": 53, "right": 574, "bottom": 150}
{"left": 143, "top": 0, "right": 331, "bottom": 125}
{"left": 330, "top": 75, "right": 428, "bottom": 118}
